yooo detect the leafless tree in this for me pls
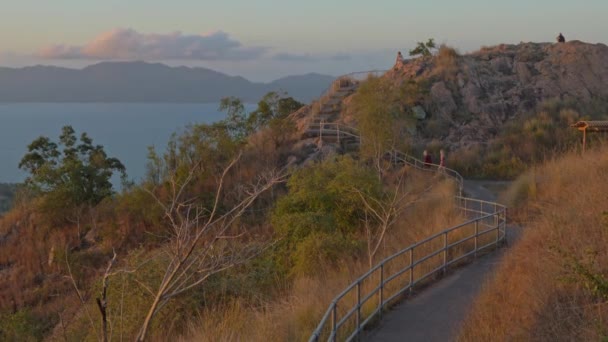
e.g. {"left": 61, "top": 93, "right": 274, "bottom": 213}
{"left": 354, "top": 168, "right": 434, "bottom": 268}
{"left": 97, "top": 250, "right": 117, "bottom": 342}
{"left": 136, "top": 153, "right": 286, "bottom": 341}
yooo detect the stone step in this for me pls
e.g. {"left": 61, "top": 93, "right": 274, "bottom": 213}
{"left": 319, "top": 111, "right": 340, "bottom": 117}
{"left": 331, "top": 90, "right": 354, "bottom": 98}
{"left": 335, "top": 85, "right": 358, "bottom": 93}
{"left": 324, "top": 98, "right": 343, "bottom": 106}
{"left": 314, "top": 114, "right": 336, "bottom": 121}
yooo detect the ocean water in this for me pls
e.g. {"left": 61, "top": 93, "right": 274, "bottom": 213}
{"left": 0, "top": 103, "right": 253, "bottom": 184}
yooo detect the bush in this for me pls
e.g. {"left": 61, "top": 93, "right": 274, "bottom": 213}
{"left": 271, "top": 156, "right": 381, "bottom": 275}
{"left": 0, "top": 309, "right": 51, "bottom": 342}
{"left": 434, "top": 45, "right": 460, "bottom": 81}
{"left": 291, "top": 232, "right": 362, "bottom": 277}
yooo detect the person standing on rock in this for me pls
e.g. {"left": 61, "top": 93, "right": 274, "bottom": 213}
{"left": 396, "top": 51, "right": 404, "bottom": 65}
{"left": 439, "top": 149, "right": 446, "bottom": 171}
{"left": 423, "top": 150, "right": 433, "bottom": 168}
{"left": 557, "top": 33, "right": 565, "bottom": 43}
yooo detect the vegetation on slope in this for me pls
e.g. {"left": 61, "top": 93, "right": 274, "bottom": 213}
{"left": 0, "top": 80, "right": 468, "bottom": 341}
{"left": 448, "top": 97, "right": 608, "bottom": 179}
{"left": 458, "top": 146, "right": 608, "bottom": 341}
{"left": 0, "top": 183, "right": 18, "bottom": 215}
{"left": 0, "top": 91, "right": 304, "bottom": 341}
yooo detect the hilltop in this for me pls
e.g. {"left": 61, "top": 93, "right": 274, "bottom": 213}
{"left": 387, "top": 40, "right": 608, "bottom": 149}
{"left": 288, "top": 40, "right": 608, "bottom": 177}
{"left": 0, "top": 62, "right": 334, "bottom": 103}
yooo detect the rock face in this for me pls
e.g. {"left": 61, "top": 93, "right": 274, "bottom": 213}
{"left": 387, "top": 41, "right": 608, "bottom": 148}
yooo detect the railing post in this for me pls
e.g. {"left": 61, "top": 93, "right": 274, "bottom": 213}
{"left": 495, "top": 213, "right": 500, "bottom": 247}
{"left": 474, "top": 220, "right": 479, "bottom": 258}
{"left": 331, "top": 303, "right": 337, "bottom": 342}
{"left": 320, "top": 119, "right": 324, "bottom": 144}
{"left": 409, "top": 248, "right": 414, "bottom": 294}
{"left": 356, "top": 281, "right": 361, "bottom": 340}
{"left": 443, "top": 232, "right": 448, "bottom": 274}
{"left": 337, "top": 125, "right": 341, "bottom": 147}
{"left": 503, "top": 208, "right": 507, "bottom": 243}
{"left": 379, "top": 264, "right": 384, "bottom": 320}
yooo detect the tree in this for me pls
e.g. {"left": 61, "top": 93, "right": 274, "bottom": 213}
{"left": 218, "top": 96, "right": 248, "bottom": 141}
{"left": 135, "top": 153, "right": 286, "bottom": 340}
{"left": 19, "top": 126, "right": 126, "bottom": 225}
{"left": 409, "top": 38, "right": 437, "bottom": 57}
{"left": 272, "top": 156, "right": 381, "bottom": 275}
{"left": 246, "top": 91, "right": 303, "bottom": 133}
{"left": 351, "top": 76, "right": 414, "bottom": 176}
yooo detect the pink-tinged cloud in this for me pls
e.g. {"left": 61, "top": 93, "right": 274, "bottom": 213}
{"left": 37, "top": 28, "right": 267, "bottom": 61}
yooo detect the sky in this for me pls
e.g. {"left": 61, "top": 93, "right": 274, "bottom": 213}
{"left": 1, "top": 0, "right": 607, "bottom": 81}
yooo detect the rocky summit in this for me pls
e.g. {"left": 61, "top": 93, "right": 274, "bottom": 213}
{"left": 388, "top": 40, "right": 608, "bottom": 148}
{"left": 291, "top": 40, "right": 608, "bottom": 155}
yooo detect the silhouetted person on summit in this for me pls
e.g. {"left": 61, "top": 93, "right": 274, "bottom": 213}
{"left": 557, "top": 33, "right": 566, "bottom": 43}
{"left": 396, "top": 51, "right": 404, "bottom": 64}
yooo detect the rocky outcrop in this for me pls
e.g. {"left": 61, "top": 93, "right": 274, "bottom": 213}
{"left": 286, "top": 41, "right": 608, "bottom": 159}
{"left": 387, "top": 41, "right": 608, "bottom": 149}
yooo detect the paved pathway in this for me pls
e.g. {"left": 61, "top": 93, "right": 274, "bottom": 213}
{"left": 364, "top": 181, "right": 521, "bottom": 342}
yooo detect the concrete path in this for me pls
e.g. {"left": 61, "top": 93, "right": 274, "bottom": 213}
{"left": 364, "top": 180, "right": 520, "bottom": 342}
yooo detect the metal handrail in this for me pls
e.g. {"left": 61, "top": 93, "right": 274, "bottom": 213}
{"left": 305, "top": 122, "right": 464, "bottom": 196}
{"left": 307, "top": 126, "right": 506, "bottom": 341}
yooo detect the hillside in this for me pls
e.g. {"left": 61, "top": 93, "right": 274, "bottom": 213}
{"left": 459, "top": 147, "right": 608, "bottom": 341}
{"left": 0, "top": 62, "right": 334, "bottom": 103}
{"left": 289, "top": 40, "right": 608, "bottom": 178}
{"left": 388, "top": 40, "right": 608, "bottom": 148}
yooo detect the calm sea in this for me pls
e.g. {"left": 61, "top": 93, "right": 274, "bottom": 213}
{"left": 0, "top": 103, "right": 254, "bottom": 184}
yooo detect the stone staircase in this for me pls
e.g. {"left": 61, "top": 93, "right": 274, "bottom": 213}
{"left": 299, "top": 70, "right": 389, "bottom": 154}
{"left": 316, "top": 84, "right": 358, "bottom": 122}
{"left": 302, "top": 121, "right": 360, "bottom": 152}
{"left": 302, "top": 79, "right": 359, "bottom": 151}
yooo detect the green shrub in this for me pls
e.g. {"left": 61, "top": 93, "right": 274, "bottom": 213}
{"left": 291, "top": 232, "right": 362, "bottom": 277}
{"left": 0, "top": 309, "right": 51, "bottom": 342}
{"left": 271, "top": 156, "right": 381, "bottom": 275}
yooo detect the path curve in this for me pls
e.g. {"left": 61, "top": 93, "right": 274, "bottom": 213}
{"left": 364, "top": 180, "right": 520, "bottom": 342}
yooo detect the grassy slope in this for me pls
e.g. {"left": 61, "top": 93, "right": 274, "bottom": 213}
{"left": 183, "top": 171, "right": 461, "bottom": 341}
{"left": 458, "top": 146, "right": 608, "bottom": 341}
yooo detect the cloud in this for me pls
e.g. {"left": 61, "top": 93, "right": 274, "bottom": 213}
{"left": 272, "top": 52, "right": 317, "bottom": 62}
{"left": 37, "top": 28, "right": 267, "bottom": 61}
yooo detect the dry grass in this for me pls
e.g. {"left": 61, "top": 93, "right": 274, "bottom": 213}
{"left": 182, "top": 170, "right": 474, "bottom": 341}
{"left": 432, "top": 44, "right": 460, "bottom": 82}
{"left": 458, "top": 146, "right": 608, "bottom": 341}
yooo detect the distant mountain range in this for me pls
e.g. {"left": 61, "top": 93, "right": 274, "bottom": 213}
{"left": 0, "top": 62, "right": 335, "bottom": 103}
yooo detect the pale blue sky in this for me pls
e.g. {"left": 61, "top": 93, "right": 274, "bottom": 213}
{"left": 1, "top": 0, "right": 607, "bottom": 81}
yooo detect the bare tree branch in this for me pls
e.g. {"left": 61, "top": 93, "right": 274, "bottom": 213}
{"left": 353, "top": 169, "right": 436, "bottom": 267}
{"left": 134, "top": 156, "right": 286, "bottom": 341}
{"left": 97, "top": 250, "right": 117, "bottom": 342}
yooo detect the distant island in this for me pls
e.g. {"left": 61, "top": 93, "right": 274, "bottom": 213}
{"left": 0, "top": 61, "right": 335, "bottom": 103}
